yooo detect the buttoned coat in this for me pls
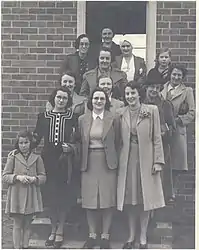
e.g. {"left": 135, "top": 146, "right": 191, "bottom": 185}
{"left": 3, "top": 151, "right": 46, "bottom": 215}
{"left": 79, "top": 67, "right": 127, "bottom": 100}
{"left": 78, "top": 110, "right": 120, "bottom": 172}
{"left": 117, "top": 104, "right": 165, "bottom": 211}
{"left": 161, "top": 82, "right": 195, "bottom": 170}
{"left": 115, "top": 54, "right": 147, "bottom": 84}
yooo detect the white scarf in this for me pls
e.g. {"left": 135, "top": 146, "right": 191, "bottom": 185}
{"left": 121, "top": 55, "right": 135, "bottom": 81}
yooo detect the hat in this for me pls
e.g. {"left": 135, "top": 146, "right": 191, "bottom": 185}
{"left": 145, "top": 70, "right": 165, "bottom": 87}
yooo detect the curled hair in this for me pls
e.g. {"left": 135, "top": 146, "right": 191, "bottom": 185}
{"left": 123, "top": 81, "right": 145, "bottom": 106}
{"left": 75, "top": 34, "right": 90, "bottom": 50}
{"left": 48, "top": 86, "right": 73, "bottom": 109}
{"left": 15, "top": 130, "right": 33, "bottom": 152}
{"left": 59, "top": 71, "right": 76, "bottom": 86}
{"left": 97, "top": 76, "right": 114, "bottom": 93}
{"left": 168, "top": 63, "right": 188, "bottom": 79}
{"left": 87, "top": 87, "right": 111, "bottom": 111}
{"left": 155, "top": 48, "right": 171, "bottom": 68}
{"left": 97, "top": 47, "right": 112, "bottom": 66}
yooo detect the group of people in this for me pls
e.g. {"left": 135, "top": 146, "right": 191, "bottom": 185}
{"left": 3, "top": 28, "right": 195, "bottom": 249}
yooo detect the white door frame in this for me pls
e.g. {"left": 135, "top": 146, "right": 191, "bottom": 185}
{"left": 77, "top": 1, "right": 157, "bottom": 71}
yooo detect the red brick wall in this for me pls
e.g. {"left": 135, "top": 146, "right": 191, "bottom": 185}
{"left": 156, "top": 1, "right": 196, "bottom": 224}
{"left": 1, "top": 1, "right": 77, "bottom": 164}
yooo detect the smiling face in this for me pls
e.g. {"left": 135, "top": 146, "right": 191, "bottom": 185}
{"left": 158, "top": 51, "right": 171, "bottom": 68}
{"left": 92, "top": 91, "right": 106, "bottom": 112}
{"left": 98, "top": 77, "right": 113, "bottom": 96}
{"left": 125, "top": 86, "right": 140, "bottom": 107}
{"left": 61, "top": 74, "right": 75, "bottom": 92}
{"left": 54, "top": 90, "right": 68, "bottom": 111}
{"left": 101, "top": 28, "right": 113, "bottom": 44}
{"left": 78, "top": 37, "right": 90, "bottom": 55}
{"left": 18, "top": 137, "right": 30, "bottom": 154}
{"left": 170, "top": 68, "right": 183, "bottom": 87}
{"left": 120, "top": 40, "right": 133, "bottom": 57}
{"left": 146, "top": 84, "right": 162, "bottom": 99}
{"left": 98, "top": 50, "right": 111, "bottom": 70}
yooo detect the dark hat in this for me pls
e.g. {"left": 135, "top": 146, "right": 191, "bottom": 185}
{"left": 145, "top": 69, "right": 165, "bottom": 87}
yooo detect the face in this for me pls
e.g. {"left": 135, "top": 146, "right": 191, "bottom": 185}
{"left": 146, "top": 84, "right": 161, "bottom": 99}
{"left": 99, "top": 50, "right": 111, "bottom": 70}
{"left": 78, "top": 37, "right": 90, "bottom": 55}
{"left": 125, "top": 86, "right": 140, "bottom": 106}
{"left": 98, "top": 77, "right": 113, "bottom": 96}
{"left": 102, "top": 28, "right": 113, "bottom": 43}
{"left": 54, "top": 90, "right": 68, "bottom": 110}
{"left": 158, "top": 51, "right": 171, "bottom": 67}
{"left": 120, "top": 40, "right": 133, "bottom": 56}
{"left": 170, "top": 68, "right": 183, "bottom": 86}
{"left": 92, "top": 91, "right": 106, "bottom": 112}
{"left": 18, "top": 137, "right": 30, "bottom": 154}
{"left": 61, "top": 74, "right": 75, "bottom": 92}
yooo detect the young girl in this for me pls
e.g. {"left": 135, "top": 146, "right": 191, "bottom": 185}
{"left": 147, "top": 47, "right": 172, "bottom": 85}
{"left": 3, "top": 130, "right": 46, "bottom": 249}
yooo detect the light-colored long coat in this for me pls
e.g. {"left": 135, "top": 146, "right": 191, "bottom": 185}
{"left": 3, "top": 150, "right": 46, "bottom": 215}
{"left": 78, "top": 110, "right": 120, "bottom": 172}
{"left": 117, "top": 104, "right": 165, "bottom": 211}
{"left": 161, "top": 83, "right": 195, "bottom": 170}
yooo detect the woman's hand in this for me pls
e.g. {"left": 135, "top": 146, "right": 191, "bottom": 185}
{"left": 62, "top": 143, "right": 72, "bottom": 153}
{"left": 16, "top": 175, "right": 30, "bottom": 184}
{"left": 152, "top": 163, "right": 162, "bottom": 175}
{"left": 27, "top": 176, "right": 37, "bottom": 184}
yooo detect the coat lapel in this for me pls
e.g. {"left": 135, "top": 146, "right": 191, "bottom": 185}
{"left": 102, "top": 111, "right": 114, "bottom": 140}
{"left": 82, "top": 111, "right": 92, "bottom": 139}
{"left": 134, "top": 55, "right": 139, "bottom": 76}
{"left": 121, "top": 106, "right": 131, "bottom": 129}
{"left": 15, "top": 153, "right": 27, "bottom": 167}
{"left": 27, "top": 153, "right": 38, "bottom": 168}
{"left": 161, "top": 82, "right": 169, "bottom": 99}
{"left": 171, "top": 84, "right": 186, "bottom": 100}
{"left": 110, "top": 68, "right": 123, "bottom": 83}
{"left": 87, "top": 68, "right": 98, "bottom": 91}
{"left": 136, "top": 104, "right": 149, "bottom": 126}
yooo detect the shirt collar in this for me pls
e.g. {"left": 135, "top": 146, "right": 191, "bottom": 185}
{"left": 92, "top": 111, "right": 104, "bottom": 120}
{"left": 168, "top": 83, "right": 180, "bottom": 91}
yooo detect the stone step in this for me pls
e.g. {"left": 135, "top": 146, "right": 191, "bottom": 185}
{"left": 29, "top": 239, "right": 172, "bottom": 249}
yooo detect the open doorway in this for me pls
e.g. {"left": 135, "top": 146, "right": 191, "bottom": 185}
{"left": 86, "top": 1, "right": 147, "bottom": 59}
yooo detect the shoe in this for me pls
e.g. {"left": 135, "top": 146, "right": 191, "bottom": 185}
{"left": 53, "top": 234, "right": 64, "bottom": 249}
{"left": 82, "top": 237, "right": 97, "bottom": 249}
{"left": 139, "top": 243, "right": 148, "bottom": 249}
{"left": 122, "top": 241, "right": 135, "bottom": 249}
{"left": 45, "top": 233, "right": 56, "bottom": 247}
{"left": 100, "top": 238, "right": 111, "bottom": 249}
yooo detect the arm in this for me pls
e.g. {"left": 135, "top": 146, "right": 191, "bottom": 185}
{"left": 178, "top": 87, "right": 195, "bottom": 126}
{"left": 164, "top": 100, "right": 176, "bottom": 134}
{"left": 152, "top": 106, "right": 165, "bottom": 166}
{"left": 2, "top": 152, "right": 17, "bottom": 185}
{"left": 35, "top": 156, "right": 46, "bottom": 185}
{"left": 79, "top": 74, "right": 90, "bottom": 98}
{"left": 32, "top": 113, "right": 44, "bottom": 149}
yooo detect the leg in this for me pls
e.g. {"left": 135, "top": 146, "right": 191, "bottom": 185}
{"left": 101, "top": 208, "right": 113, "bottom": 237}
{"left": 139, "top": 209, "right": 150, "bottom": 245}
{"left": 22, "top": 215, "right": 33, "bottom": 248}
{"left": 126, "top": 205, "right": 138, "bottom": 242}
{"left": 45, "top": 208, "right": 58, "bottom": 246}
{"left": 86, "top": 209, "right": 98, "bottom": 237}
{"left": 55, "top": 209, "right": 67, "bottom": 241}
{"left": 13, "top": 215, "right": 23, "bottom": 249}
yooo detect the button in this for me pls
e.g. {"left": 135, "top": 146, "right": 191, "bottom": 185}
{"left": 55, "top": 142, "right": 58, "bottom": 145}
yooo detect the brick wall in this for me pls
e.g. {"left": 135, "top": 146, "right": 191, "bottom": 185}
{"left": 156, "top": 1, "right": 196, "bottom": 224}
{"left": 1, "top": 1, "right": 77, "bottom": 164}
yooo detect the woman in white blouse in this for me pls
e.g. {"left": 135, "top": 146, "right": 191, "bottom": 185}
{"left": 115, "top": 36, "right": 147, "bottom": 84}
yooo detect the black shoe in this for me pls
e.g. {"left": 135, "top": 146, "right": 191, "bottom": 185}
{"left": 53, "top": 234, "right": 64, "bottom": 249}
{"left": 100, "top": 238, "right": 111, "bottom": 249}
{"left": 45, "top": 233, "right": 56, "bottom": 247}
{"left": 82, "top": 237, "right": 97, "bottom": 249}
{"left": 122, "top": 241, "right": 135, "bottom": 249}
{"left": 139, "top": 243, "right": 148, "bottom": 249}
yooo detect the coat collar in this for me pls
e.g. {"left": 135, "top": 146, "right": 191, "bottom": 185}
{"left": 120, "top": 104, "right": 150, "bottom": 129}
{"left": 162, "top": 82, "right": 186, "bottom": 100}
{"left": 15, "top": 152, "right": 39, "bottom": 168}
{"left": 81, "top": 110, "right": 114, "bottom": 140}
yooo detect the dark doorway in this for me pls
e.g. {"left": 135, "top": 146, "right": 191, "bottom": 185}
{"left": 86, "top": 1, "right": 146, "bottom": 43}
